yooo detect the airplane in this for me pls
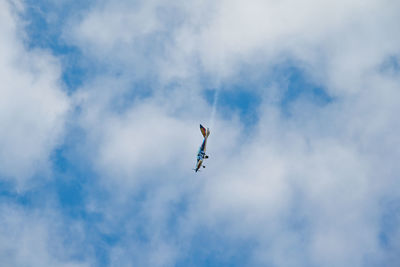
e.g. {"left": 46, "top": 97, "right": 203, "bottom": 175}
{"left": 194, "top": 124, "right": 210, "bottom": 172}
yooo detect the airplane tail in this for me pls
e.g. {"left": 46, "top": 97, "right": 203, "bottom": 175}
{"left": 200, "top": 124, "right": 210, "bottom": 138}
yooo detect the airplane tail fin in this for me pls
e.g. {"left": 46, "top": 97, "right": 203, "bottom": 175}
{"left": 200, "top": 124, "right": 210, "bottom": 138}
{"left": 200, "top": 124, "right": 207, "bottom": 137}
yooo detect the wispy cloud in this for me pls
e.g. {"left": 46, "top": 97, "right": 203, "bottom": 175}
{"left": 0, "top": 0, "right": 69, "bottom": 186}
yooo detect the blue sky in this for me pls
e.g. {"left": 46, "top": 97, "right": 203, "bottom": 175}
{"left": 1, "top": 0, "right": 400, "bottom": 266}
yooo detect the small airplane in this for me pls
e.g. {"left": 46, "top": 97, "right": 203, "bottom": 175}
{"left": 194, "top": 124, "right": 210, "bottom": 172}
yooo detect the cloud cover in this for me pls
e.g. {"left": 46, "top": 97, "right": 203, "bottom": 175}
{"left": 1, "top": 0, "right": 400, "bottom": 266}
{"left": 0, "top": 0, "right": 69, "bottom": 186}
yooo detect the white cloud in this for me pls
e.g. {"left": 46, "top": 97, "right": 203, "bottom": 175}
{"left": 0, "top": 0, "right": 69, "bottom": 186}
{"left": 0, "top": 203, "right": 91, "bottom": 267}
{"left": 66, "top": 0, "right": 400, "bottom": 86}
{"left": 61, "top": 0, "right": 400, "bottom": 265}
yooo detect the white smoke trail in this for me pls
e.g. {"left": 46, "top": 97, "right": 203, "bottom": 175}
{"left": 209, "top": 87, "right": 220, "bottom": 129}
{"left": 209, "top": 38, "right": 224, "bottom": 130}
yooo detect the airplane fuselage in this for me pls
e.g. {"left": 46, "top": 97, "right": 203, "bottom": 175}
{"left": 195, "top": 125, "right": 210, "bottom": 172}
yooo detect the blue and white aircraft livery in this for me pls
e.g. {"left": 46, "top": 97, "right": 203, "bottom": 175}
{"left": 194, "top": 124, "right": 210, "bottom": 172}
